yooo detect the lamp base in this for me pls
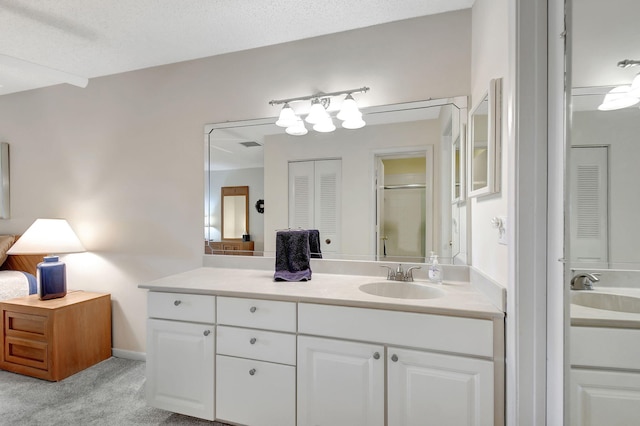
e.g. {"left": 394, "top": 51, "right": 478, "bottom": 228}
{"left": 37, "top": 256, "right": 67, "bottom": 300}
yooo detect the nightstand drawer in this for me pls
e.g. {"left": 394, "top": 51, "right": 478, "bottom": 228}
{"left": 217, "top": 325, "right": 296, "bottom": 365}
{"left": 5, "top": 337, "right": 48, "bottom": 370}
{"left": 148, "top": 292, "right": 215, "bottom": 323}
{"left": 217, "top": 297, "right": 296, "bottom": 332}
{"left": 4, "top": 311, "right": 48, "bottom": 340}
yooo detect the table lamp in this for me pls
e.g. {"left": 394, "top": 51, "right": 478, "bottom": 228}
{"left": 7, "top": 218, "right": 85, "bottom": 300}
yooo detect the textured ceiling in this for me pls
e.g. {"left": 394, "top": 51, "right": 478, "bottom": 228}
{"left": 0, "top": 0, "right": 474, "bottom": 95}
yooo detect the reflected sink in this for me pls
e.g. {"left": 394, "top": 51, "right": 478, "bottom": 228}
{"left": 571, "top": 292, "right": 640, "bottom": 314}
{"left": 359, "top": 281, "right": 445, "bottom": 300}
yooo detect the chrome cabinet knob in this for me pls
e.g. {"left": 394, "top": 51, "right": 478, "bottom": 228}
{"left": 249, "top": 368, "right": 256, "bottom": 376}
{"left": 203, "top": 330, "right": 211, "bottom": 337}
{"left": 249, "top": 306, "right": 257, "bottom": 313}
{"left": 391, "top": 354, "right": 399, "bottom": 362}
{"left": 174, "top": 300, "right": 181, "bottom": 306}
{"left": 250, "top": 337, "right": 257, "bottom": 345}
{"left": 373, "top": 352, "right": 380, "bottom": 360}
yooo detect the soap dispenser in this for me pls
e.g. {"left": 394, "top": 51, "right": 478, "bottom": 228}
{"left": 428, "top": 252, "right": 442, "bottom": 284}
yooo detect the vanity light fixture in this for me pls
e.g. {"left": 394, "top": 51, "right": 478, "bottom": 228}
{"left": 598, "top": 59, "right": 640, "bottom": 111}
{"left": 270, "top": 86, "right": 369, "bottom": 135}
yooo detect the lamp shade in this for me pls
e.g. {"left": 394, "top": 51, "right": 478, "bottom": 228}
{"left": 286, "top": 118, "right": 308, "bottom": 136}
{"left": 337, "top": 94, "right": 362, "bottom": 121}
{"left": 275, "top": 103, "right": 298, "bottom": 128}
{"left": 7, "top": 219, "right": 85, "bottom": 255}
{"left": 305, "top": 100, "right": 330, "bottom": 124}
{"left": 598, "top": 86, "right": 639, "bottom": 111}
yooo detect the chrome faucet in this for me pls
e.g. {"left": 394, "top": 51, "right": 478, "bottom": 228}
{"left": 381, "top": 264, "right": 421, "bottom": 282}
{"left": 571, "top": 272, "right": 600, "bottom": 290}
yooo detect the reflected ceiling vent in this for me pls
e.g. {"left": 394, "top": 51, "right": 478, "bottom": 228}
{"left": 239, "top": 141, "right": 261, "bottom": 148}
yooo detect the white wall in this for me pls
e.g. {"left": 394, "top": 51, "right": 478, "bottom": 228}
{"left": 0, "top": 11, "right": 471, "bottom": 353}
{"left": 470, "top": 0, "right": 510, "bottom": 286}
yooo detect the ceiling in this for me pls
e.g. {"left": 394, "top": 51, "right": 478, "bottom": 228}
{"left": 0, "top": 0, "right": 474, "bottom": 96}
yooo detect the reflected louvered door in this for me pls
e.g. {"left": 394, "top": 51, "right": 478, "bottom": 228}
{"left": 315, "top": 160, "right": 341, "bottom": 254}
{"left": 288, "top": 161, "right": 314, "bottom": 229}
{"left": 570, "top": 146, "right": 608, "bottom": 267}
{"left": 288, "top": 159, "right": 341, "bottom": 255}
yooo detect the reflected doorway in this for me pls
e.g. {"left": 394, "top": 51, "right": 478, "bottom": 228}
{"left": 375, "top": 152, "right": 432, "bottom": 261}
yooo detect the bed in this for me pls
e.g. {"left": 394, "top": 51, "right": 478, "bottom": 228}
{"left": 0, "top": 235, "right": 39, "bottom": 300}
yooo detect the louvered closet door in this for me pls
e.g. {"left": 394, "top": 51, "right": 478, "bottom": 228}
{"left": 288, "top": 160, "right": 341, "bottom": 255}
{"left": 570, "top": 146, "right": 608, "bottom": 267}
{"left": 314, "top": 160, "right": 341, "bottom": 254}
{"left": 289, "top": 162, "right": 314, "bottom": 229}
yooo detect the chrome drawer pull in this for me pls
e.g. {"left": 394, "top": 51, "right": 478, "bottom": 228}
{"left": 373, "top": 352, "right": 380, "bottom": 360}
{"left": 391, "top": 354, "right": 399, "bottom": 362}
{"left": 250, "top": 337, "right": 257, "bottom": 345}
{"left": 203, "top": 330, "right": 211, "bottom": 337}
{"left": 249, "top": 306, "right": 257, "bottom": 313}
{"left": 249, "top": 368, "right": 256, "bottom": 376}
{"left": 174, "top": 300, "right": 181, "bottom": 306}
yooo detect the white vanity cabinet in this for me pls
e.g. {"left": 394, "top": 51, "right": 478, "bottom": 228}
{"left": 297, "top": 303, "right": 502, "bottom": 426}
{"left": 570, "top": 326, "right": 640, "bottom": 425}
{"left": 387, "top": 347, "right": 494, "bottom": 425}
{"left": 297, "top": 336, "right": 385, "bottom": 426}
{"left": 215, "top": 297, "right": 297, "bottom": 426}
{"left": 146, "top": 292, "right": 216, "bottom": 421}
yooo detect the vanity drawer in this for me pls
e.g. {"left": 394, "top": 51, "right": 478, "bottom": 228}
{"left": 216, "top": 355, "right": 296, "bottom": 426}
{"left": 217, "top": 297, "right": 296, "bottom": 332}
{"left": 298, "top": 303, "right": 494, "bottom": 358}
{"left": 217, "top": 325, "right": 296, "bottom": 365}
{"left": 147, "top": 292, "right": 215, "bottom": 323}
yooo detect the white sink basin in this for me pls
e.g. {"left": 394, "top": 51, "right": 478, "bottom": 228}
{"left": 571, "top": 291, "right": 640, "bottom": 314}
{"left": 359, "top": 281, "right": 445, "bottom": 300}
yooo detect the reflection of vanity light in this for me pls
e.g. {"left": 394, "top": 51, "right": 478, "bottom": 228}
{"left": 597, "top": 61, "right": 640, "bottom": 111}
{"left": 270, "top": 86, "right": 369, "bottom": 136}
{"left": 598, "top": 85, "right": 639, "bottom": 111}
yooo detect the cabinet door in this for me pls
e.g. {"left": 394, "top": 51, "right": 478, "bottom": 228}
{"left": 146, "top": 319, "right": 215, "bottom": 421}
{"left": 388, "top": 347, "right": 494, "bottom": 426}
{"left": 571, "top": 368, "right": 640, "bottom": 426}
{"left": 216, "top": 355, "right": 295, "bottom": 426}
{"left": 297, "top": 336, "right": 384, "bottom": 426}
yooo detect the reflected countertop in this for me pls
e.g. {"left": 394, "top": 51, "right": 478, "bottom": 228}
{"left": 139, "top": 267, "right": 504, "bottom": 321}
{"left": 571, "top": 287, "right": 640, "bottom": 328}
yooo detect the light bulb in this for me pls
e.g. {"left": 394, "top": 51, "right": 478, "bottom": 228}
{"left": 305, "top": 99, "right": 330, "bottom": 124}
{"left": 598, "top": 86, "right": 639, "bottom": 111}
{"left": 337, "top": 94, "right": 362, "bottom": 121}
{"left": 275, "top": 103, "right": 298, "bottom": 128}
{"left": 342, "top": 117, "right": 366, "bottom": 130}
{"left": 313, "top": 116, "right": 336, "bottom": 133}
{"left": 286, "top": 118, "right": 308, "bottom": 136}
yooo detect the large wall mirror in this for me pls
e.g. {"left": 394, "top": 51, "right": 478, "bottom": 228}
{"left": 567, "top": 0, "right": 640, "bottom": 423}
{"left": 468, "top": 78, "right": 501, "bottom": 198}
{"left": 205, "top": 97, "right": 469, "bottom": 264}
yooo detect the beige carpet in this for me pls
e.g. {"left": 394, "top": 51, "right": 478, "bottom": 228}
{"left": 0, "top": 357, "right": 230, "bottom": 425}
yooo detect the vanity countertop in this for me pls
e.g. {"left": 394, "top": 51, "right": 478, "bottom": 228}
{"left": 139, "top": 267, "right": 504, "bottom": 320}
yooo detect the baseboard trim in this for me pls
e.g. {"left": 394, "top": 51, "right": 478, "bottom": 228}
{"left": 112, "top": 348, "right": 146, "bottom": 361}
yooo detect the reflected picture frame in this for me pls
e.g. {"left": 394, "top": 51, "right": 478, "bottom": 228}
{"left": 468, "top": 78, "right": 502, "bottom": 198}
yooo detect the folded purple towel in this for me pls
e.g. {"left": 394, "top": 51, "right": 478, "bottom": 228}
{"left": 274, "top": 230, "right": 312, "bottom": 281}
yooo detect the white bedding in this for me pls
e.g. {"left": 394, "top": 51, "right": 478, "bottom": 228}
{"left": 0, "top": 270, "right": 32, "bottom": 301}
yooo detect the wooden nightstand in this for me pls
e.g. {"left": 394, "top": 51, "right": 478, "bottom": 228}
{"left": 0, "top": 291, "right": 112, "bottom": 381}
